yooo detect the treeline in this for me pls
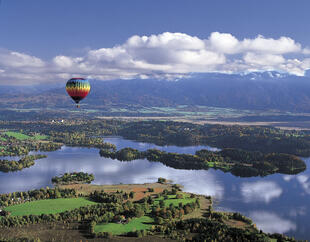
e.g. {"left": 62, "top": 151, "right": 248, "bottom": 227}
{"left": 0, "top": 202, "right": 115, "bottom": 228}
{"left": 100, "top": 147, "right": 306, "bottom": 177}
{"left": 4, "top": 119, "right": 310, "bottom": 156}
{"left": 52, "top": 172, "right": 95, "bottom": 185}
{"left": 89, "top": 190, "right": 135, "bottom": 203}
{"left": 0, "top": 132, "right": 61, "bottom": 156}
{"left": 0, "top": 154, "right": 46, "bottom": 173}
{"left": 160, "top": 218, "right": 297, "bottom": 241}
{"left": 117, "top": 121, "right": 310, "bottom": 156}
{"left": 3, "top": 120, "right": 310, "bottom": 157}
{"left": 0, "top": 141, "right": 60, "bottom": 157}
{"left": 0, "top": 120, "right": 121, "bottom": 138}
{"left": 50, "top": 132, "right": 116, "bottom": 150}
{"left": 0, "top": 187, "right": 76, "bottom": 207}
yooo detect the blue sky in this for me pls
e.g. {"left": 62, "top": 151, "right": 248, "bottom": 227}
{"left": 1, "top": 0, "right": 310, "bottom": 84}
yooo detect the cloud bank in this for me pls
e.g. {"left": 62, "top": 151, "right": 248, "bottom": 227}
{"left": 1, "top": 32, "right": 310, "bottom": 85}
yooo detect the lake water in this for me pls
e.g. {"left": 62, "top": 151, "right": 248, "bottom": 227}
{"left": 0, "top": 137, "right": 309, "bottom": 240}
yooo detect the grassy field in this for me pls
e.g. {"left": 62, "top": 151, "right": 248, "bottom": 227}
{"left": 4, "top": 197, "right": 97, "bottom": 216}
{"left": 33, "top": 134, "right": 48, "bottom": 140}
{"left": 153, "top": 194, "right": 196, "bottom": 207}
{"left": 4, "top": 131, "right": 31, "bottom": 140}
{"left": 94, "top": 216, "right": 154, "bottom": 235}
{"left": 2, "top": 131, "right": 47, "bottom": 141}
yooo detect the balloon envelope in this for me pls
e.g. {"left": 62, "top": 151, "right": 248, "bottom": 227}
{"left": 66, "top": 78, "right": 91, "bottom": 104}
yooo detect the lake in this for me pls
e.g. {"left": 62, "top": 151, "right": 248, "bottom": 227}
{"left": 0, "top": 137, "right": 309, "bottom": 240}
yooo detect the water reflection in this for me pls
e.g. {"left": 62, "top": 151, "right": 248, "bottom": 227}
{"left": 104, "top": 136, "right": 220, "bottom": 154}
{"left": 0, "top": 138, "right": 309, "bottom": 239}
{"left": 0, "top": 145, "right": 224, "bottom": 197}
{"left": 249, "top": 211, "right": 296, "bottom": 234}
{"left": 241, "top": 181, "right": 283, "bottom": 203}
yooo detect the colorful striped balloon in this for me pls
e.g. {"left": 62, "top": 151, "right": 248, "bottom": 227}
{"left": 66, "top": 78, "right": 91, "bottom": 106}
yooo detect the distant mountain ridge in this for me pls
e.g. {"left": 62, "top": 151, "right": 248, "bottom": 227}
{"left": 2, "top": 71, "right": 310, "bottom": 112}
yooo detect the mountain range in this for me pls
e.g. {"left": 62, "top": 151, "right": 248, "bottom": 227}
{"left": 2, "top": 71, "right": 310, "bottom": 112}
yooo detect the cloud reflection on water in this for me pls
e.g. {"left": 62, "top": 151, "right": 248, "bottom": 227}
{"left": 0, "top": 146, "right": 224, "bottom": 200}
{"left": 250, "top": 211, "right": 296, "bottom": 234}
{"left": 1, "top": 139, "right": 310, "bottom": 239}
{"left": 283, "top": 173, "right": 310, "bottom": 195}
{"left": 241, "top": 181, "right": 282, "bottom": 203}
{"left": 297, "top": 175, "right": 310, "bottom": 194}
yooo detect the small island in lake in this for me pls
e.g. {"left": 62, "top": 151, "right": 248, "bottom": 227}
{"left": 100, "top": 147, "right": 306, "bottom": 177}
{"left": 51, "top": 172, "right": 95, "bottom": 185}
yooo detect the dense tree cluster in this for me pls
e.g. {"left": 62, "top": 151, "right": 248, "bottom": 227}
{"left": 99, "top": 147, "right": 142, "bottom": 161}
{"left": 118, "top": 121, "right": 310, "bottom": 156}
{"left": 100, "top": 146, "right": 306, "bottom": 177}
{"left": 0, "top": 154, "right": 46, "bottom": 172}
{"left": 50, "top": 132, "right": 116, "bottom": 150}
{"left": 89, "top": 190, "right": 134, "bottom": 204}
{"left": 52, "top": 172, "right": 95, "bottom": 185}
{"left": 0, "top": 187, "right": 76, "bottom": 207}
{"left": 162, "top": 218, "right": 272, "bottom": 241}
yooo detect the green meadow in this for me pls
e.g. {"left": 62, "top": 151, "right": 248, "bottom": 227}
{"left": 94, "top": 216, "right": 154, "bottom": 235}
{"left": 153, "top": 194, "right": 196, "bottom": 207}
{"left": 4, "top": 198, "right": 97, "bottom": 216}
{"left": 4, "top": 131, "right": 31, "bottom": 140}
{"left": 2, "top": 131, "right": 47, "bottom": 141}
{"left": 33, "top": 134, "right": 48, "bottom": 140}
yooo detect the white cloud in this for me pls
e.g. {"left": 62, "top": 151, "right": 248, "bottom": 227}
{"left": 241, "top": 181, "right": 282, "bottom": 203}
{"left": 302, "top": 48, "right": 310, "bottom": 55}
{"left": 244, "top": 52, "right": 285, "bottom": 66}
{"left": 208, "top": 32, "right": 240, "bottom": 54}
{"left": 1, "top": 32, "right": 310, "bottom": 84}
{"left": 241, "top": 35, "right": 301, "bottom": 54}
{"left": 250, "top": 211, "right": 296, "bottom": 234}
{"left": 0, "top": 50, "right": 45, "bottom": 68}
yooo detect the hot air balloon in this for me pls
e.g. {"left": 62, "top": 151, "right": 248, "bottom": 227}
{"left": 66, "top": 78, "right": 91, "bottom": 108}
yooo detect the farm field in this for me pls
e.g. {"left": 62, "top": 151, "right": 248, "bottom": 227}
{"left": 4, "top": 197, "right": 97, "bottom": 216}
{"left": 94, "top": 216, "right": 154, "bottom": 235}
{"left": 1, "top": 131, "right": 47, "bottom": 141}
{"left": 33, "top": 134, "right": 48, "bottom": 140}
{"left": 4, "top": 131, "right": 31, "bottom": 140}
{"left": 59, "top": 182, "right": 173, "bottom": 200}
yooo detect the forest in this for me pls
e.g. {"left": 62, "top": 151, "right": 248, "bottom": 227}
{"left": 0, "top": 154, "right": 46, "bottom": 172}
{"left": 51, "top": 172, "right": 95, "bottom": 185}
{"left": 99, "top": 146, "right": 306, "bottom": 177}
